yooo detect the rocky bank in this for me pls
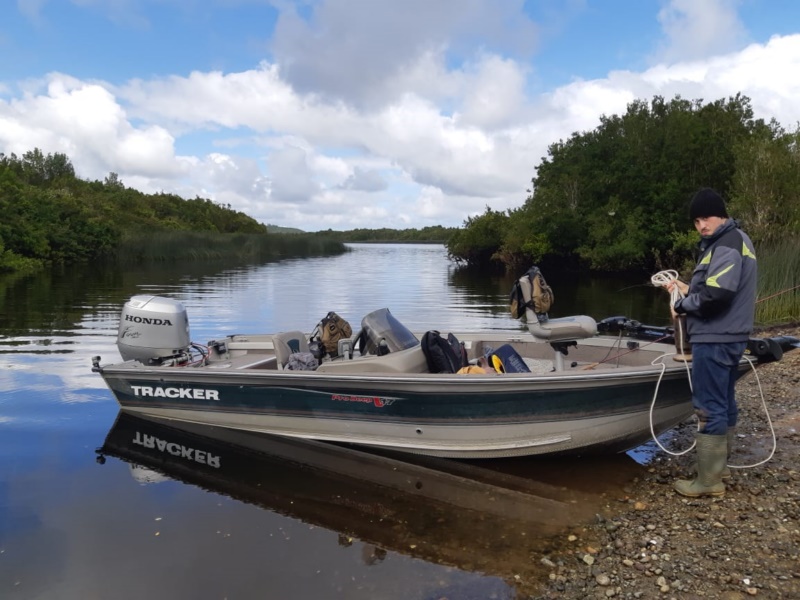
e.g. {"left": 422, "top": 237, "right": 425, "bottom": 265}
{"left": 528, "top": 325, "right": 800, "bottom": 600}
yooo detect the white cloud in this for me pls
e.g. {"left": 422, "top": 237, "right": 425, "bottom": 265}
{"left": 654, "top": 0, "right": 748, "bottom": 63}
{"left": 269, "top": 0, "right": 540, "bottom": 108}
{"left": 3, "top": 1, "right": 800, "bottom": 232}
{"left": 266, "top": 144, "right": 320, "bottom": 203}
{"left": 456, "top": 54, "right": 529, "bottom": 129}
{"left": 0, "top": 74, "right": 181, "bottom": 179}
{"left": 340, "top": 167, "right": 388, "bottom": 192}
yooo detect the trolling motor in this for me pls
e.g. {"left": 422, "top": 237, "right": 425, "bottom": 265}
{"left": 598, "top": 316, "right": 799, "bottom": 364}
{"left": 596, "top": 316, "right": 676, "bottom": 344}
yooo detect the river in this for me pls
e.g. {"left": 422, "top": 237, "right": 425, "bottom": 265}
{"left": 0, "top": 244, "right": 672, "bottom": 599}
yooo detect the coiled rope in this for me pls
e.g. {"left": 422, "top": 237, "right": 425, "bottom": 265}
{"left": 650, "top": 269, "right": 690, "bottom": 359}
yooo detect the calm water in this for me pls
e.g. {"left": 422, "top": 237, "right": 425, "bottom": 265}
{"left": 0, "top": 244, "right": 670, "bottom": 600}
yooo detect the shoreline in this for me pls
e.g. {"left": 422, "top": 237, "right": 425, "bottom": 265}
{"left": 527, "top": 325, "right": 800, "bottom": 599}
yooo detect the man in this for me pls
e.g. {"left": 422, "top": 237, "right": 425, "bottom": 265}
{"left": 668, "top": 188, "right": 757, "bottom": 497}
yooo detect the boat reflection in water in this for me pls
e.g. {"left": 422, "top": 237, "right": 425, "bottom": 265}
{"left": 98, "top": 411, "right": 642, "bottom": 594}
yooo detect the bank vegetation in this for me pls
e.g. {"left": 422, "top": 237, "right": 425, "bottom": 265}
{"left": 0, "top": 149, "right": 350, "bottom": 273}
{"left": 444, "top": 93, "right": 799, "bottom": 322}
{"left": 447, "top": 94, "right": 800, "bottom": 274}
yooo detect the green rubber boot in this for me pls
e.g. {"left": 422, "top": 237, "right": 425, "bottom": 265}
{"left": 674, "top": 432, "right": 727, "bottom": 498}
{"left": 690, "top": 428, "right": 735, "bottom": 480}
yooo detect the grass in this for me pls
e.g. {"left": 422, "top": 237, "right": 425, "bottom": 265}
{"left": 112, "top": 231, "right": 347, "bottom": 264}
{"left": 756, "top": 237, "right": 800, "bottom": 325}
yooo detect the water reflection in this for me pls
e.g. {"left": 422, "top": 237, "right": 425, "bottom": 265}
{"left": 98, "top": 411, "right": 643, "bottom": 597}
{"left": 0, "top": 244, "right": 669, "bottom": 599}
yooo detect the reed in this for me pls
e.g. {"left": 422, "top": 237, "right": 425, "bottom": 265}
{"left": 756, "top": 237, "right": 800, "bottom": 324}
{"left": 112, "top": 232, "right": 346, "bottom": 263}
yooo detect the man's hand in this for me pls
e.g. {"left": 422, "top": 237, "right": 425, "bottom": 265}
{"left": 667, "top": 279, "right": 689, "bottom": 296}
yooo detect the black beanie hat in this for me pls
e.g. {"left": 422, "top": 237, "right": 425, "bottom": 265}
{"left": 689, "top": 188, "right": 728, "bottom": 221}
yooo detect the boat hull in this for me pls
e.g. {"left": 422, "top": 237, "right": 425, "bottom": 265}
{"left": 99, "top": 365, "right": 696, "bottom": 458}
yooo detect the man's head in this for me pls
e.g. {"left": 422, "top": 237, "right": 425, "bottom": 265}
{"left": 690, "top": 188, "right": 728, "bottom": 237}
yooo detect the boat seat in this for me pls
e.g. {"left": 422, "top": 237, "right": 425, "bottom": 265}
{"left": 273, "top": 331, "right": 310, "bottom": 370}
{"left": 517, "top": 273, "right": 597, "bottom": 342}
{"left": 316, "top": 345, "right": 429, "bottom": 374}
{"left": 517, "top": 269, "right": 597, "bottom": 371}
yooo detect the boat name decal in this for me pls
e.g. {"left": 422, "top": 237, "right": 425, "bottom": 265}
{"left": 331, "top": 393, "right": 396, "bottom": 408}
{"left": 130, "top": 385, "right": 220, "bottom": 401}
{"left": 132, "top": 431, "right": 220, "bottom": 468}
{"left": 124, "top": 315, "right": 174, "bottom": 326}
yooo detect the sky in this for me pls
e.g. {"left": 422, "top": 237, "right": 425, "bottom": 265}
{"left": 1, "top": 1, "right": 799, "bottom": 232}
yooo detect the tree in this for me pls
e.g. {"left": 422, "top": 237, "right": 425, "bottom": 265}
{"left": 729, "top": 124, "right": 800, "bottom": 244}
{"left": 446, "top": 207, "right": 509, "bottom": 266}
{"left": 513, "top": 94, "right": 768, "bottom": 271}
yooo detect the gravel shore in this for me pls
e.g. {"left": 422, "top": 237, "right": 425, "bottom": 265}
{"left": 528, "top": 325, "right": 800, "bottom": 600}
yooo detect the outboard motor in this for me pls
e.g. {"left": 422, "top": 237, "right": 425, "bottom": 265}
{"left": 117, "top": 295, "right": 191, "bottom": 364}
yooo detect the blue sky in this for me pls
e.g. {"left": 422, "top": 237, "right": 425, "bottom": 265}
{"left": 2, "top": 0, "right": 800, "bottom": 231}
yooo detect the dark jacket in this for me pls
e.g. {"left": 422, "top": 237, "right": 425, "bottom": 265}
{"left": 673, "top": 219, "right": 757, "bottom": 343}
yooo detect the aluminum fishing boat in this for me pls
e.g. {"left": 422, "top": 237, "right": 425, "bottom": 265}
{"left": 93, "top": 273, "right": 794, "bottom": 459}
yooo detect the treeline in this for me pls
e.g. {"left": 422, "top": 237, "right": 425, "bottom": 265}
{"left": 0, "top": 148, "right": 460, "bottom": 274}
{"left": 0, "top": 149, "right": 323, "bottom": 273}
{"left": 447, "top": 94, "right": 800, "bottom": 273}
{"left": 313, "top": 226, "right": 457, "bottom": 243}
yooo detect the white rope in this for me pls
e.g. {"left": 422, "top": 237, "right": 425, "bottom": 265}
{"left": 648, "top": 353, "right": 696, "bottom": 456}
{"left": 650, "top": 269, "right": 683, "bottom": 306}
{"left": 650, "top": 269, "right": 690, "bottom": 359}
{"left": 730, "top": 355, "right": 777, "bottom": 469}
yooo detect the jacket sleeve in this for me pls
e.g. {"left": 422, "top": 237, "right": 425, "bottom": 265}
{"left": 675, "top": 245, "right": 741, "bottom": 318}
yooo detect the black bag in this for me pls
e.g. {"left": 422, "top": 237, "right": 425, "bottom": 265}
{"left": 422, "top": 330, "right": 469, "bottom": 373}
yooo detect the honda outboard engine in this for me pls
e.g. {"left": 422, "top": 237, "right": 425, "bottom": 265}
{"left": 117, "top": 295, "right": 191, "bottom": 363}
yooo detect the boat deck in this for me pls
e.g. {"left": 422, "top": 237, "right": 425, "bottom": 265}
{"left": 198, "top": 332, "right": 675, "bottom": 377}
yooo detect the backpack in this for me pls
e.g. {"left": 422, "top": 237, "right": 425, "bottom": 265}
{"left": 421, "top": 331, "right": 469, "bottom": 373}
{"left": 315, "top": 312, "right": 353, "bottom": 357}
{"left": 510, "top": 266, "right": 554, "bottom": 320}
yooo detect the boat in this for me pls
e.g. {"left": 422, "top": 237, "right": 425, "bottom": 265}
{"left": 96, "top": 411, "right": 637, "bottom": 591}
{"left": 92, "top": 269, "right": 798, "bottom": 459}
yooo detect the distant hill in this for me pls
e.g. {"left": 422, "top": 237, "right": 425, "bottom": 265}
{"left": 266, "top": 224, "right": 305, "bottom": 234}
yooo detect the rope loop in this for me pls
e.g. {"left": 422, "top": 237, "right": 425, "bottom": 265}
{"left": 651, "top": 269, "right": 684, "bottom": 307}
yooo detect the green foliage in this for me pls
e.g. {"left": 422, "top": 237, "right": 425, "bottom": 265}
{"left": 315, "top": 225, "right": 457, "bottom": 243}
{"left": 0, "top": 149, "right": 273, "bottom": 273}
{"left": 577, "top": 205, "right": 649, "bottom": 270}
{"left": 728, "top": 125, "right": 800, "bottom": 245}
{"left": 0, "top": 235, "right": 42, "bottom": 273}
{"left": 114, "top": 231, "right": 344, "bottom": 263}
{"left": 489, "top": 204, "right": 551, "bottom": 271}
{"left": 446, "top": 207, "right": 508, "bottom": 266}
{"left": 8, "top": 148, "right": 76, "bottom": 186}
{"left": 267, "top": 224, "right": 305, "bottom": 234}
{"left": 755, "top": 237, "right": 800, "bottom": 324}
{"left": 451, "top": 93, "right": 794, "bottom": 274}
